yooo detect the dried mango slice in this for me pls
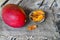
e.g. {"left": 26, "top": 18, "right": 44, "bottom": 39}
{"left": 27, "top": 25, "right": 37, "bottom": 31}
{"left": 30, "top": 10, "right": 45, "bottom": 22}
{"left": 36, "top": 10, "right": 45, "bottom": 15}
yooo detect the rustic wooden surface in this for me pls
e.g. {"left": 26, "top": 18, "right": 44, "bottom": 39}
{"left": 0, "top": 0, "right": 60, "bottom": 40}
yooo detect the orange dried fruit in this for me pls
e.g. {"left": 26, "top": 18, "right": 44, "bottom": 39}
{"left": 30, "top": 10, "right": 45, "bottom": 22}
{"left": 36, "top": 10, "right": 45, "bottom": 15}
{"left": 27, "top": 25, "right": 37, "bottom": 31}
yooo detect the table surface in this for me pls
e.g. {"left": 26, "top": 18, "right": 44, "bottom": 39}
{"left": 0, "top": 0, "right": 60, "bottom": 40}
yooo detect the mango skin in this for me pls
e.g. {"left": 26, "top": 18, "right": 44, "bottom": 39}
{"left": 2, "top": 4, "right": 26, "bottom": 28}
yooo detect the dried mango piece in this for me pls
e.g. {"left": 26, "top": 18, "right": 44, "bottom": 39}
{"left": 27, "top": 25, "right": 37, "bottom": 31}
{"left": 33, "top": 11, "right": 37, "bottom": 15}
{"left": 36, "top": 10, "right": 45, "bottom": 15}
{"left": 38, "top": 15, "right": 44, "bottom": 21}
{"left": 30, "top": 10, "right": 45, "bottom": 22}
